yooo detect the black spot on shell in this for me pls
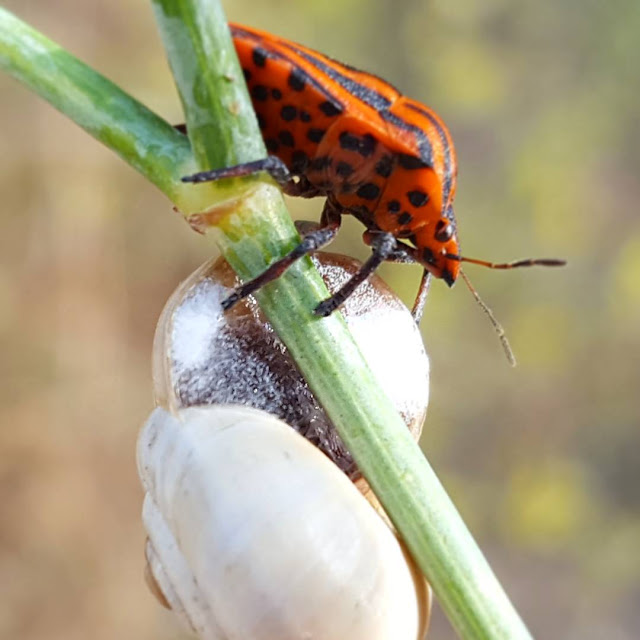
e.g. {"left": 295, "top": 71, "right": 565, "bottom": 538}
{"left": 375, "top": 155, "right": 393, "bottom": 178}
{"left": 292, "top": 150, "right": 309, "bottom": 172}
{"left": 319, "top": 101, "right": 343, "bottom": 117}
{"left": 387, "top": 200, "right": 401, "bottom": 213}
{"left": 307, "top": 128, "right": 326, "bottom": 143}
{"left": 356, "top": 183, "right": 380, "bottom": 200}
{"left": 242, "top": 68, "right": 252, "bottom": 82}
{"left": 257, "top": 113, "right": 266, "bottom": 130}
{"left": 339, "top": 132, "right": 376, "bottom": 157}
{"left": 300, "top": 110, "right": 312, "bottom": 123}
{"left": 336, "top": 162, "right": 354, "bottom": 177}
{"left": 252, "top": 47, "right": 268, "bottom": 68}
{"left": 422, "top": 247, "right": 434, "bottom": 263}
{"left": 310, "top": 156, "right": 332, "bottom": 171}
{"left": 251, "top": 85, "right": 269, "bottom": 101}
{"left": 398, "top": 153, "right": 430, "bottom": 170}
{"left": 360, "top": 134, "right": 378, "bottom": 156}
{"left": 281, "top": 105, "right": 297, "bottom": 121}
{"left": 265, "top": 138, "right": 280, "bottom": 153}
{"left": 288, "top": 69, "right": 306, "bottom": 91}
{"left": 278, "top": 130, "right": 295, "bottom": 147}
{"left": 398, "top": 212, "right": 413, "bottom": 225}
{"left": 435, "top": 220, "right": 454, "bottom": 242}
{"left": 407, "top": 190, "right": 429, "bottom": 207}
{"left": 271, "top": 88, "right": 282, "bottom": 100}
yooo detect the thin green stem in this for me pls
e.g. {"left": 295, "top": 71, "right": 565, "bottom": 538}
{"left": 151, "top": 1, "right": 265, "bottom": 169}
{"left": 0, "top": 6, "right": 218, "bottom": 214}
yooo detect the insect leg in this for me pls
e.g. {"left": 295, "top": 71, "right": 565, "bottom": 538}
{"left": 411, "top": 270, "right": 432, "bottom": 323}
{"left": 361, "top": 230, "right": 417, "bottom": 263}
{"left": 182, "top": 156, "right": 294, "bottom": 190}
{"left": 221, "top": 201, "right": 342, "bottom": 311}
{"left": 314, "top": 232, "right": 397, "bottom": 317}
{"left": 294, "top": 219, "right": 323, "bottom": 235}
{"left": 361, "top": 231, "right": 430, "bottom": 322}
{"left": 182, "top": 156, "right": 324, "bottom": 197}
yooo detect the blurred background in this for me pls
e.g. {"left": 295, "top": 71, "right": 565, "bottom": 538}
{"left": 1, "top": 1, "right": 638, "bottom": 638}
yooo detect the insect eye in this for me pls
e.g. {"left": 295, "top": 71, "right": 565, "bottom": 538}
{"left": 434, "top": 219, "right": 453, "bottom": 243}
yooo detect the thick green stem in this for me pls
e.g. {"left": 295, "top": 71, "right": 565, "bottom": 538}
{"left": 1, "top": 4, "right": 535, "bottom": 638}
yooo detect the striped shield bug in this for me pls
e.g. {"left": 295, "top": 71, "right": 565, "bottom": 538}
{"left": 183, "top": 24, "right": 565, "bottom": 361}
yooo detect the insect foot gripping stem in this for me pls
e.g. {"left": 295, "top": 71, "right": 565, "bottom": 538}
{"left": 182, "top": 155, "right": 294, "bottom": 192}
{"left": 220, "top": 218, "right": 342, "bottom": 311}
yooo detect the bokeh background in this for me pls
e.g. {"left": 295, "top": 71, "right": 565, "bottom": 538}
{"left": 1, "top": 1, "right": 639, "bottom": 638}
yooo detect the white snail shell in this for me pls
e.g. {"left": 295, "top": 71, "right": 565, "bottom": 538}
{"left": 152, "top": 253, "right": 430, "bottom": 478}
{"left": 138, "top": 405, "right": 431, "bottom": 640}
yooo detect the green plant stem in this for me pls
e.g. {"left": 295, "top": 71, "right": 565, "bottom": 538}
{"left": 0, "top": 6, "right": 219, "bottom": 214}
{"left": 1, "top": 5, "right": 534, "bottom": 639}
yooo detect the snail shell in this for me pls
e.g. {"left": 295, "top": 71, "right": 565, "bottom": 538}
{"left": 152, "top": 253, "right": 430, "bottom": 479}
{"left": 138, "top": 405, "right": 431, "bottom": 640}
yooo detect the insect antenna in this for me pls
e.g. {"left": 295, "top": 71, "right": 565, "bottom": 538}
{"left": 459, "top": 270, "right": 517, "bottom": 367}
{"left": 445, "top": 254, "right": 566, "bottom": 270}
